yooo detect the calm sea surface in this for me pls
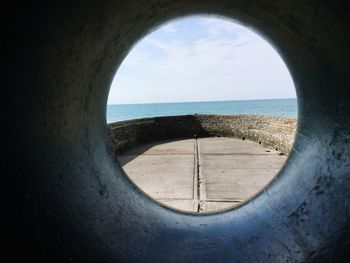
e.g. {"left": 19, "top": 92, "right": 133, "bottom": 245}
{"left": 106, "top": 98, "right": 297, "bottom": 123}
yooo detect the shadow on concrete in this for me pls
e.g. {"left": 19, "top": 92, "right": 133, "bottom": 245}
{"left": 116, "top": 138, "right": 196, "bottom": 166}
{"left": 116, "top": 142, "right": 157, "bottom": 166}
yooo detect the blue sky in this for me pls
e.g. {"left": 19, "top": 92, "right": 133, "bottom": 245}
{"left": 108, "top": 16, "right": 296, "bottom": 105}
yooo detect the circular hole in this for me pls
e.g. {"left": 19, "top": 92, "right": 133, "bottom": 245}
{"left": 107, "top": 16, "right": 297, "bottom": 213}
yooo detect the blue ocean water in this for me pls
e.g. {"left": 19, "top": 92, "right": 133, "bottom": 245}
{"left": 106, "top": 98, "right": 297, "bottom": 123}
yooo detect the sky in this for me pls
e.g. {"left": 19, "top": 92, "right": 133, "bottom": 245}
{"left": 107, "top": 16, "right": 296, "bottom": 105}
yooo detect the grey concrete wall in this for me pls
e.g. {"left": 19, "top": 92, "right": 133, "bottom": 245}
{"left": 108, "top": 115, "right": 297, "bottom": 154}
{"left": 4, "top": 1, "right": 350, "bottom": 262}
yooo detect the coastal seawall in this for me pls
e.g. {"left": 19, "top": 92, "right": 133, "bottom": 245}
{"left": 108, "top": 115, "right": 297, "bottom": 155}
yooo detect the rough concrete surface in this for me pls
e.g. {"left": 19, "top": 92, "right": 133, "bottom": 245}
{"left": 118, "top": 137, "right": 287, "bottom": 212}
{"left": 5, "top": 1, "right": 350, "bottom": 261}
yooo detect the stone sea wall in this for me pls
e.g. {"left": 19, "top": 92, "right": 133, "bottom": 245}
{"left": 108, "top": 115, "right": 297, "bottom": 154}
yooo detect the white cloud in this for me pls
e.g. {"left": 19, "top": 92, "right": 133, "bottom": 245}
{"left": 160, "top": 23, "right": 177, "bottom": 33}
{"left": 108, "top": 16, "right": 295, "bottom": 104}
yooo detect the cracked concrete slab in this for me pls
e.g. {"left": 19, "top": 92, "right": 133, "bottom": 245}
{"left": 202, "top": 168, "right": 281, "bottom": 200}
{"left": 160, "top": 199, "right": 198, "bottom": 212}
{"left": 119, "top": 154, "right": 195, "bottom": 199}
{"left": 198, "top": 137, "right": 282, "bottom": 155}
{"left": 121, "top": 139, "right": 195, "bottom": 155}
{"left": 204, "top": 201, "right": 241, "bottom": 212}
{"left": 117, "top": 137, "right": 287, "bottom": 213}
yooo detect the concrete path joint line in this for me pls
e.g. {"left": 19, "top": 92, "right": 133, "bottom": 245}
{"left": 193, "top": 139, "right": 199, "bottom": 212}
{"left": 197, "top": 139, "right": 207, "bottom": 212}
{"left": 118, "top": 138, "right": 287, "bottom": 213}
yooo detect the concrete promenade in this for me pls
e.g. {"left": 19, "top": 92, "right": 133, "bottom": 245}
{"left": 118, "top": 137, "right": 287, "bottom": 213}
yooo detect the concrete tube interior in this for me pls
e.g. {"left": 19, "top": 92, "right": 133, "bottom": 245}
{"left": 3, "top": 1, "right": 350, "bottom": 262}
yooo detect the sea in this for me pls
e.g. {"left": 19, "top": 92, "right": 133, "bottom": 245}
{"left": 106, "top": 98, "right": 297, "bottom": 124}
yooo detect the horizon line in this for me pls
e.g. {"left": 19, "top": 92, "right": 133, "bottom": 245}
{"left": 107, "top": 97, "right": 297, "bottom": 106}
